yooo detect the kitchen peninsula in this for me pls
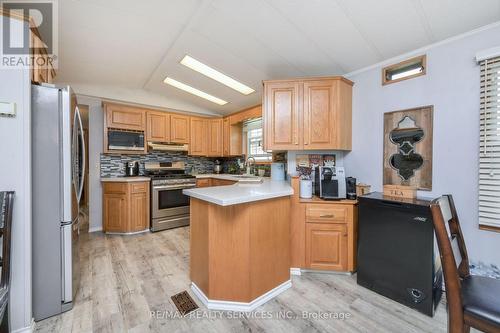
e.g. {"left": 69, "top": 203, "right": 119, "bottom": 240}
{"left": 183, "top": 180, "right": 293, "bottom": 311}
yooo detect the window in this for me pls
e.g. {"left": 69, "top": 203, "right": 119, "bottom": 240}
{"left": 382, "top": 55, "right": 426, "bottom": 85}
{"left": 479, "top": 55, "right": 500, "bottom": 231}
{"left": 243, "top": 118, "right": 272, "bottom": 162}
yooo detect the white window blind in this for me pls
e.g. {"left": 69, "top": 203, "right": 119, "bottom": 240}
{"left": 479, "top": 55, "right": 500, "bottom": 228}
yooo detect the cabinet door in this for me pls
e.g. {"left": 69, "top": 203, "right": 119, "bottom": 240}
{"left": 130, "top": 191, "right": 149, "bottom": 232}
{"left": 223, "top": 117, "right": 230, "bottom": 156}
{"left": 170, "top": 114, "right": 190, "bottom": 143}
{"left": 146, "top": 111, "right": 170, "bottom": 142}
{"left": 306, "top": 223, "right": 347, "bottom": 271}
{"left": 208, "top": 119, "right": 223, "bottom": 157}
{"left": 302, "top": 80, "right": 337, "bottom": 149}
{"left": 190, "top": 117, "right": 208, "bottom": 156}
{"left": 106, "top": 104, "right": 146, "bottom": 131}
{"left": 263, "top": 81, "right": 302, "bottom": 150}
{"left": 103, "top": 193, "right": 128, "bottom": 233}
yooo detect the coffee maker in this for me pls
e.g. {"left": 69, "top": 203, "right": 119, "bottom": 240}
{"left": 125, "top": 161, "right": 139, "bottom": 177}
{"left": 315, "top": 166, "right": 347, "bottom": 200}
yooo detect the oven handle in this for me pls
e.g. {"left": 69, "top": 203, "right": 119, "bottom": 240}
{"left": 153, "top": 184, "right": 196, "bottom": 190}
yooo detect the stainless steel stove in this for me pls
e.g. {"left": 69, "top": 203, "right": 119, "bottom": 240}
{"left": 145, "top": 162, "right": 196, "bottom": 232}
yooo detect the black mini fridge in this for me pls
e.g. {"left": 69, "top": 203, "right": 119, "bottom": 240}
{"left": 357, "top": 192, "right": 443, "bottom": 316}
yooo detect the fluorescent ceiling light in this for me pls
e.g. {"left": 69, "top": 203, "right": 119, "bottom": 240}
{"left": 163, "top": 77, "right": 228, "bottom": 105}
{"left": 180, "top": 55, "right": 255, "bottom": 95}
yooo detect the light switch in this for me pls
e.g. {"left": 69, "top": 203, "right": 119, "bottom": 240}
{"left": 0, "top": 102, "right": 16, "bottom": 117}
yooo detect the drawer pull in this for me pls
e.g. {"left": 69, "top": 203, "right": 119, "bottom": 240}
{"left": 320, "top": 214, "right": 334, "bottom": 218}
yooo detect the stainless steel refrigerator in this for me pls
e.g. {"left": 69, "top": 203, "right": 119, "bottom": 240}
{"left": 32, "top": 84, "right": 86, "bottom": 321}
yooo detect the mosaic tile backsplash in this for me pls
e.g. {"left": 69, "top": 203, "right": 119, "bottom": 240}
{"left": 100, "top": 152, "right": 244, "bottom": 177}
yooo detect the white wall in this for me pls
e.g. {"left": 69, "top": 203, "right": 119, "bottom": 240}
{"left": 76, "top": 96, "right": 104, "bottom": 232}
{"left": 344, "top": 23, "right": 500, "bottom": 266}
{"left": 0, "top": 17, "right": 33, "bottom": 333}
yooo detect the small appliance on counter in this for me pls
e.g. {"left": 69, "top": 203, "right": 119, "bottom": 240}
{"left": 346, "top": 177, "right": 357, "bottom": 200}
{"left": 213, "top": 160, "right": 223, "bottom": 174}
{"left": 357, "top": 192, "right": 442, "bottom": 317}
{"left": 314, "top": 166, "right": 346, "bottom": 200}
{"left": 271, "top": 163, "right": 285, "bottom": 181}
{"left": 125, "top": 161, "right": 139, "bottom": 176}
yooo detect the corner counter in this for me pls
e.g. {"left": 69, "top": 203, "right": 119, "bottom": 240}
{"left": 184, "top": 179, "right": 293, "bottom": 311}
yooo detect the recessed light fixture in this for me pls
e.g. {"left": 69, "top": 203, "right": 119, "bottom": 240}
{"left": 180, "top": 55, "right": 255, "bottom": 95}
{"left": 163, "top": 77, "right": 228, "bottom": 105}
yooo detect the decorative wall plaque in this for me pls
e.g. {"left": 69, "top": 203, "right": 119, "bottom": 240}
{"left": 383, "top": 106, "right": 433, "bottom": 190}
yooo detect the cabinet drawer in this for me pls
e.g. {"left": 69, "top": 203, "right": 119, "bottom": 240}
{"left": 103, "top": 183, "right": 127, "bottom": 194}
{"left": 306, "top": 204, "right": 347, "bottom": 223}
{"left": 131, "top": 182, "right": 148, "bottom": 193}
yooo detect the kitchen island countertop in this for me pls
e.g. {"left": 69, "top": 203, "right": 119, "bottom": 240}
{"left": 183, "top": 179, "right": 293, "bottom": 206}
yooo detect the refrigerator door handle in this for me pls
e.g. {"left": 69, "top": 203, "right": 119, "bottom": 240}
{"left": 61, "top": 224, "right": 73, "bottom": 303}
{"left": 74, "top": 106, "right": 85, "bottom": 203}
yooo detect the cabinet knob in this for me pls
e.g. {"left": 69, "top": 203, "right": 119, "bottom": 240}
{"left": 320, "top": 214, "right": 334, "bottom": 218}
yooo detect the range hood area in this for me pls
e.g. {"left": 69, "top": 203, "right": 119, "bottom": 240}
{"left": 147, "top": 142, "right": 189, "bottom": 152}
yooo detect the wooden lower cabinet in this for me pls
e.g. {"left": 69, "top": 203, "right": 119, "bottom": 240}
{"left": 211, "top": 179, "right": 236, "bottom": 187}
{"left": 196, "top": 178, "right": 211, "bottom": 188}
{"left": 290, "top": 177, "right": 357, "bottom": 272}
{"left": 196, "top": 178, "right": 237, "bottom": 187}
{"left": 103, "top": 193, "right": 128, "bottom": 233}
{"left": 103, "top": 181, "right": 150, "bottom": 233}
{"left": 305, "top": 223, "right": 347, "bottom": 271}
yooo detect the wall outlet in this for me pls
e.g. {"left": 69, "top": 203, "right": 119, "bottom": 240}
{"left": 0, "top": 102, "right": 16, "bottom": 117}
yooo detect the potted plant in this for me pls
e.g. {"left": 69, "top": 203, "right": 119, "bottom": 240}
{"left": 296, "top": 166, "right": 313, "bottom": 199}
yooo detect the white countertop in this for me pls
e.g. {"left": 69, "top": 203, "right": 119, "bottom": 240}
{"left": 183, "top": 179, "right": 293, "bottom": 206}
{"left": 195, "top": 173, "right": 249, "bottom": 181}
{"left": 100, "top": 176, "right": 151, "bottom": 182}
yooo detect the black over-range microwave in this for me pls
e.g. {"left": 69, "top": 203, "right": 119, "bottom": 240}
{"left": 107, "top": 129, "right": 144, "bottom": 151}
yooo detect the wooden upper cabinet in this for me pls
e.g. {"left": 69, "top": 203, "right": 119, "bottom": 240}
{"left": 263, "top": 77, "right": 352, "bottom": 151}
{"left": 306, "top": 223, "right": 348, "bottom": 271}
{"left": 146, "top": 111, "right": 170, "bottom": 142}
{"left": 190, "top": 117, "right": 208, "bottom": 156}
{"left": 105, "top": 103, "right": 146, "bottom": 131}
{"left": 303, "top": 79, "right": 353, "bottom": 150}
{"left": 303, "top": 80, "right": 336, "bottom": 149}
{"left": 229, "top": 105, "right": 262, "bottom": 125}
{"left": 263, "top": 81, "right": 302, "bottom": 150}
{"left": 223, "top": 117, "right": 230, "bottom": 156}
{"left": 170, "top": 114, "right": 190, "bottom": 144}
{"left": 208, "top": 119, "right": 223, "bottom": 157}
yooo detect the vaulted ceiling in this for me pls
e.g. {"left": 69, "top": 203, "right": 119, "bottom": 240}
{"left": 58, "top": 0, "right": 500, "bottom": 115}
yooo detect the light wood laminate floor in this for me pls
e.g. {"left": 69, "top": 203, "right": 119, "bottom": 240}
{"left": 35, "top": 226, "right": 453, "bottom": 333}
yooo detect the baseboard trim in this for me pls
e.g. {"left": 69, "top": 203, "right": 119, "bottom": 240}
{"left": 88, "top": 226, "right": 103, "bottom": 233}
{"left": 104, "top": 229, "right": 149, "bottom": 235}
{"left": 290, "top": 268, "right": 302, "bottom": 276}
{"left": 300, "top": 269, "right": 353, "bottom": 276}
{"left": 191, "top": 280, "right": 292, "bottom": 312}
{"left": 12, "top": 318, "right": 35, "bottom": 333}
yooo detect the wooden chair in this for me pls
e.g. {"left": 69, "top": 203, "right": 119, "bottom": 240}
{"left": 430, "top": 195, "right": 500, "bottom": 333}
{"left": 0, "top": 192, "right": 14, "bottom": 333}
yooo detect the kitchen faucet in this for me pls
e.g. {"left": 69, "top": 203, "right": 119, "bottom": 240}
{"left": 245, "top": 157, "right": 256, "bottom": 175}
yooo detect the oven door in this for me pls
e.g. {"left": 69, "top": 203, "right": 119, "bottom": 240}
{"left": 152, "top": 184, "right": 195, "bottom": 219}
